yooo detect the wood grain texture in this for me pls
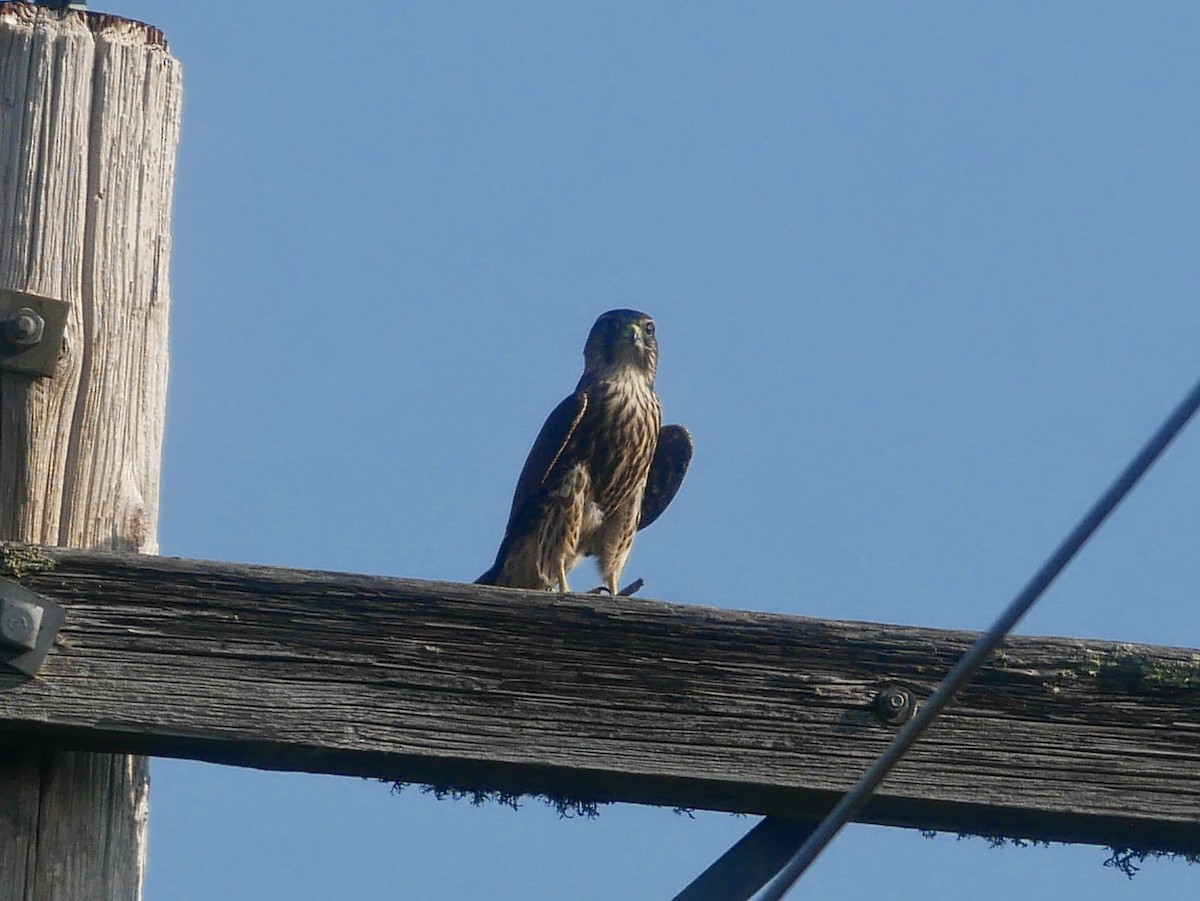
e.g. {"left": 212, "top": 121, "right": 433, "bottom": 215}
{"left": 5, "top": 546, "right": 1199, "bottom": 854}
{"left": 0, "top": 6, "right": 91, "bottom": 543}
{"left": 0, "top": 6, "right": 180, "bottom": 900}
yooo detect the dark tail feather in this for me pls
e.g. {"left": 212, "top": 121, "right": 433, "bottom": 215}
{"left": 477, "top": 532, "right": 514, "bottom": 586}
{"left": 475, "top": 563, "right": 501, "bottom": 585}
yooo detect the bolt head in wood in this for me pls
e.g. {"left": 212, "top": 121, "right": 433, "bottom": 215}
{"left": 873, "top": 685, "right": 916, "bottom": 725}
{"left": 0, "top": 290, "right": 70, "bottom": 378}
{"left": 0, "top": 596, "right": 43, "bottom": 651}
{"left": 0, "top": 577, "right": 66, "bottom": 676}
{"left": 3, "top": 308, "right": 45, "bottom": 348}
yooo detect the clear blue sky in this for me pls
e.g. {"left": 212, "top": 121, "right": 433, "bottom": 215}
{"left": 104, "top": 2, "right": 1200, "bottom": 898}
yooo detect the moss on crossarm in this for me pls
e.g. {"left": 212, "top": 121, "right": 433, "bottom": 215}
{"left": 0, "top": 543, "right": 55, "bottom": 578}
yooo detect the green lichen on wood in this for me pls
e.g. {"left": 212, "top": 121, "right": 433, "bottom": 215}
{"left": 1134, "top": 652, "right": 1200, "bottom": 691}
{"left": 0, "top": 543, "right": 55, "bottom": 578}
{"left": 1057, "top": 645, "right": 1200, "bottom": 692}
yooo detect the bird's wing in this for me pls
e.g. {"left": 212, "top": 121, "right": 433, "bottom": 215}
{"left": 638, "top": 423, "right": 693, "bottom": 530}
{"left": 476, "top": 392, "right": 588, "bottom": 586}
{"left": 505, "top": 390, "right": 588, "bottom": 535}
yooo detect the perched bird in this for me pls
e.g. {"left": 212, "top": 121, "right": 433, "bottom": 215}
{"left": 477, "top": 309, "right": 693, "bottom": 594}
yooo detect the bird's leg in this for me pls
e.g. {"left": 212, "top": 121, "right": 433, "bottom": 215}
{"left": 557, "top": 561, "right": 571, "bottom": 593}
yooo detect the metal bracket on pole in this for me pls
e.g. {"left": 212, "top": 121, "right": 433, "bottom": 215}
{"left": 0, "top": 578, "right": 66, "bottom": 677}
{"left": 0, "top": 289, "right": 70, "bottom": 378}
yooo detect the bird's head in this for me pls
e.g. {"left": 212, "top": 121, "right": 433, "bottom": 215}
{"left": 583, "top": 309, "right": 659, "bottom": 379}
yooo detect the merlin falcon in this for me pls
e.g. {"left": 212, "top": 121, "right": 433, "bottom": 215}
{"left": 477, "top": 309, "right": 693, "bottom": 594}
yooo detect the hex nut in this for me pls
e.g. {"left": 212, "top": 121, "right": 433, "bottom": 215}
{"left": 3, "top": 308, "right": 45, "bottom": 348}
{"left": 873, "top": 685, "right": 917, "bottom": 726}
{"left": 0, "top": 597, "right": 43, "bottom": 651}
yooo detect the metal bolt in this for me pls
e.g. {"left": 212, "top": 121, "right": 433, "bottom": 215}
{"left": 2, "top": 308, "right": 45, "bottom": 348}
{"left": 872, "top": 685, "right": 916, "bottom": 726}
{"left": 0, "top": 597, "right": 44, "bottom": 652}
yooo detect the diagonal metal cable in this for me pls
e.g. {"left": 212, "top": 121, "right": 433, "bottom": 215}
{"left": 754, "top": 374, "right": 1200, "bottom": 899}
{"left": 689, "top": 374, "right": 1200, "bottom": 901}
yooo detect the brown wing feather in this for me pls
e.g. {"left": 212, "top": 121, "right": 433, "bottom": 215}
{"left": 505, "top": 390, "right": 588, "bottom": 535}
{"left": 477, "top": 391, "right": 588, "bottom": 585}
{"left": 638, "top": 423, "right": 693, "bottom": 530}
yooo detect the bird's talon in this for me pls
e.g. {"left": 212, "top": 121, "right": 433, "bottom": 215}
{"left": 588, "top": 584, "right": 613, "bottom": 595}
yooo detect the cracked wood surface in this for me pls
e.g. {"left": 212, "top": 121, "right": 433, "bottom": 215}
{"left": 4, "top": 546, "right": 1199, "bottom": 854}
{"left": 0, "top": 6, "right": 181, "bottom": 900}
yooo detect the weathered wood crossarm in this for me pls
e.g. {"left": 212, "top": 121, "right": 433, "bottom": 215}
{"left": 1, "top": 544, "right": 1197, "bottom": 853}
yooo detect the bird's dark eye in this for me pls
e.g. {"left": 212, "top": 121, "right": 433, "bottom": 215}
{"left": 643, "top": 321, "right": 656, "bottom": 337}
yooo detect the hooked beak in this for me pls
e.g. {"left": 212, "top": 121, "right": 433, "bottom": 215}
{"left": 621, "top": 322, "right": 645, "bottom": 347}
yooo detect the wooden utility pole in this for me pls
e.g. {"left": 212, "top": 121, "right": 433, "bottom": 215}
{"left": 0, "top": 5, "right": 181, "bottom": 899}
